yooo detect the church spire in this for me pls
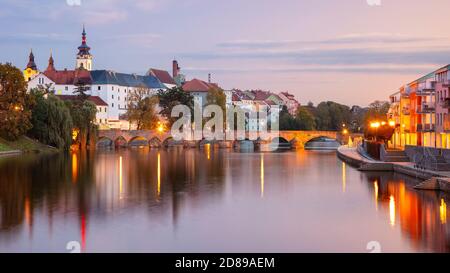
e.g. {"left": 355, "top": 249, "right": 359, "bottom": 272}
{"left": 26, "top": 49, "right": 37, "bottom": 70}
{"left": 76, "top": 24, "right": 93, "bottom": 70}
{"left": 77, "top": 24, "right": 91, "bottom": 56}
{"left": 46, "top": 51, "right": 55, "bottom": 71}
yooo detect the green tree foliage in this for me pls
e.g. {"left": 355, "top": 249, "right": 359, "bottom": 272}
{"left": 314, "top": 101, "right": 351, "bottom": 131}
{"left": 279, "top": 106, "right": 316, "bottom": 130}
{"left": 66, "top": 100, "right": 97, "bottom": 148}
{"left": 206, "top": 87, "right": 227, "bottom": 126}
{"left": 28, "top": 89, "right": 73, "bottom": 150}
{"left": 157, "top": 86, "right": 194, "bottom": 125}
{"left": 279, "top": 106, "right": 299, "bottom": 130}
{"left": 296, "top": 106, "right": 316, "bottom": 130}
{"left": 125, "top": 86, "right": 159, "bottom": 130}
{"left": 206, "top": 88, "right": 226, "bottom": 111}
{"left": 0, "top": 63, "right": 33, "bottom": 140}
{"left": 73, "top": 82, "right": 90, "bottom": 101}
{"left": 363, "top": 100, "right": 390, "bottom": 125}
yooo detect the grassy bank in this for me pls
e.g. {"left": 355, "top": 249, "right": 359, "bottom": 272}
{"left": 0, "top": 136, "right": 57, "bottom": 154}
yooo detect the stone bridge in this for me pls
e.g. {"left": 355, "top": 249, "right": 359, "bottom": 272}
{"left": 98, "top": 129, "right": 359, "bottom": 148}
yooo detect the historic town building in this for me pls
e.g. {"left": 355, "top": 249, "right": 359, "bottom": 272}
{"left": 76, "top": 25, "right": 93, "bottom": 71}
{"left": 23, "top": 49, "right": 39, "bottom": 82}
{"left": 25, "top": 26, "right": 170, "bottom": 129}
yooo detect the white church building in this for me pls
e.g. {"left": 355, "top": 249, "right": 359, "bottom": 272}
{"left": 26, "top": 26, "right": 168, "bottom": 129}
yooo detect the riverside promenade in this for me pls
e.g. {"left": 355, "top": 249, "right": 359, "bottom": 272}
{"left": 337, "top": 146, "right": 450, "bottom": 183}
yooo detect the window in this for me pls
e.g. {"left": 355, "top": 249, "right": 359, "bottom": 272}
{"left": 118, "top": 96, "right": 120, "bottom": 100}
{"left": 98, "top": 86, "right": 101, "bottom": 91}
{"left": 112, "top": 95, "right": 114, "bottom": 99}
{"left": 112, "top": 103, "right": 114, "bottom": 107}
{"left": 65, "top": 86, "right": 68, "bottom": 91}
{"left": 112, "top": 86, "right": 114, "bottom": 91}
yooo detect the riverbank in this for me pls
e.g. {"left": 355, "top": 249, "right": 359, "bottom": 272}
{"left": 337, "top": 146, "right": 450, "bottom": 180}
{"left": 0, "top": 136, "right": 58, "bottom": 157}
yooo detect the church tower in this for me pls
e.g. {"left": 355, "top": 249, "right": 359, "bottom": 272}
{"left": 76, "top": 25, "right": 93, "bottom": 70}
{"left": 23, "top": 49, "right": 39, "bottom": 82}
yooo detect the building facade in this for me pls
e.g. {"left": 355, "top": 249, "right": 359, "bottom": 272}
{"left": 25, "top": 26, "right": 167, "bottom": 129}
{"left": 388, "top": 65, "right": 450, "bottom": 149}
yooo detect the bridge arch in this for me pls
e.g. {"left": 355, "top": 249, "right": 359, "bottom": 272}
{"left": 97, "top": 136, "right": 113, "bottom": 147}
{"left": 114, "top": 136, "right": 128, "bottom": 147}
{"left": 149, "top": 137, "right": 162, "bottom": 148}
{"left": 128, "top": 136, "right": 149, "bottom": 146}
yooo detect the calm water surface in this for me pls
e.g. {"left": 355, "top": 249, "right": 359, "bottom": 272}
{"left": 0, "top": 148, "right": 449, "bottom": 253}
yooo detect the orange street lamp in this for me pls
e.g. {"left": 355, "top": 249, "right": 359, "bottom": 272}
{"left": 389, "top": 120, "right": 396, "bottom": 127}
{"left": 157, "top": 124, "right": 165, "bottom": 133}
{"left": 370, "top": 122, "right": 381, "bottom": 129}
{"left": 342, "top": 129, "right": 348, "bottom": 135}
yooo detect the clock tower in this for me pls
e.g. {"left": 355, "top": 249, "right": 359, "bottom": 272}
{"left": 76, "top": 25, "right": 93, "bottom": 70}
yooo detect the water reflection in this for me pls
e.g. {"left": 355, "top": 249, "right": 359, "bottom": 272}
{"left": 0, "top": 149, "right": 450, "bottom": 252}
{"left": 366, "top": 173, "right": 450, "bottom": 252}
{"left": 260, "top": 153, "right": 264, "bottom": 198}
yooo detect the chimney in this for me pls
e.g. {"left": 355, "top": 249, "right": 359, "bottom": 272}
{"left": 172, "top": 60, "right": 180, "bottom": 78}
{"left": 208, "top": 73, "right": 211, "bottom": 83}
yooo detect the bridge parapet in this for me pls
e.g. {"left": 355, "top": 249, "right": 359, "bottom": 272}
{"left": 97, "top": 129, "right": 359, "bottom": 148}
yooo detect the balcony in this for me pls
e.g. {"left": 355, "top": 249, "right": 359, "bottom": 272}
{"left": 445, "top": 121, "right": 450, "bottom": 132}
{"left": 441, "top": 98, "right": 450, "bottom": 109}
{"left": 416, "top": 102, "right": 435, "bottom": 113}
{"left": 417, "top": 124, "right": 436, "bottom": 132}
{"left": 416, "top": 88, "right": 435, "bottom": 96}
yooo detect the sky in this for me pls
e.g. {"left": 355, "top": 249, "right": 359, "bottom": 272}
{"left": 2, "top": 0, "right": 450, "bottom": 106}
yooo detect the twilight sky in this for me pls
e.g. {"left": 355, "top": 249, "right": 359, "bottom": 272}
{"left": 2, "top": 0, "right": 450, "bottom": 106}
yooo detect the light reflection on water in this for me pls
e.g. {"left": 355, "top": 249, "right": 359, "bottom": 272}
{"left": 0, "top": 148, "right": 450, "bottom": 253}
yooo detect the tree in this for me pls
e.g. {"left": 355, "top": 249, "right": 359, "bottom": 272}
{"left": 206, "top": 87, "right": 227, "bottom": 127}
{"left": 125, "top": 86, "right": 159, "bottom": 130}
{"left": 279, "top": 106, "right": 300, "bottom": 130}
{"left": 206, "top": 88, "right": 226, "bottom": 111}
{"left": 0, "top": 63, "right": 33, "bottom": 140}
{"left": 66, "top": 100, "right": 97, "bottom": 148}
{"left": 314, "top": 101, "right": 351, "bottom": 131}
{"left": 296, "top": 106, "right": 316, "bottom": 130}
{"left": 73, "top": 81, "right": 90, "bottom": 102}
{"left": 157, "top": 86, "right": 194, "bottom": 125}
{"left": 363, "top": 100, "right": 390, "bottom": 125}
{"left": 28, "top": 88, "right": 73, "bottom": 150}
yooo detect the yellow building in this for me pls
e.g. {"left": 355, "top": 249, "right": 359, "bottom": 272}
{"left": 388, "top": 88, "right": 413, "bottom": 149}
{"left": 23, "top": 49, "right": 39, "bottom": 82}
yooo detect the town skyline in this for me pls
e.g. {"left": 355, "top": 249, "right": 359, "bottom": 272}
{"left": 3, "top": 0, "right": 450, "bottom": 106}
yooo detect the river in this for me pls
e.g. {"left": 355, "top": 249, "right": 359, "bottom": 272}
{"left": 0, "top": 147, "right": 449, "bottom": 253}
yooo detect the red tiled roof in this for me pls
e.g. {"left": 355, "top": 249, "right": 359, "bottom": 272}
{"left": 182, "top": 78, "right": 219, "bottom": 92}
{"left": 252, "top": 90, "right": 271, "bottom": 101}
{"left": 232, "top": 93, "right": 241, "bottom": 102}
{"left": 56, "top": 95, "right": 108, "bottom": 106}
{"left": 148, "top": 68, "right": 176, "bottom": 85}
{"left": 44, "top": 69, "right": 92, "bottom": 85}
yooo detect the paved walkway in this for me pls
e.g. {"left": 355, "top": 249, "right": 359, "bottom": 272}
{"left": 0, "top": 150, "right": 21, "bottom": 157}
{"left": 337, "top": 146, "right": 450, "bottom": 180}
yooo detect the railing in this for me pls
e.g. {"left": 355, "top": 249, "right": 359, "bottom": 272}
{"left": 411, "top": 146, "right": 438, "bottom": 171}
{"left": 416, "top": 89, "right": 434, "bottom": 96}
{"left": 416, "top": 102, "right": 435, "bottom": 113}
{"left": 417, "top": 124, "right": 435, "bottom": 132}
